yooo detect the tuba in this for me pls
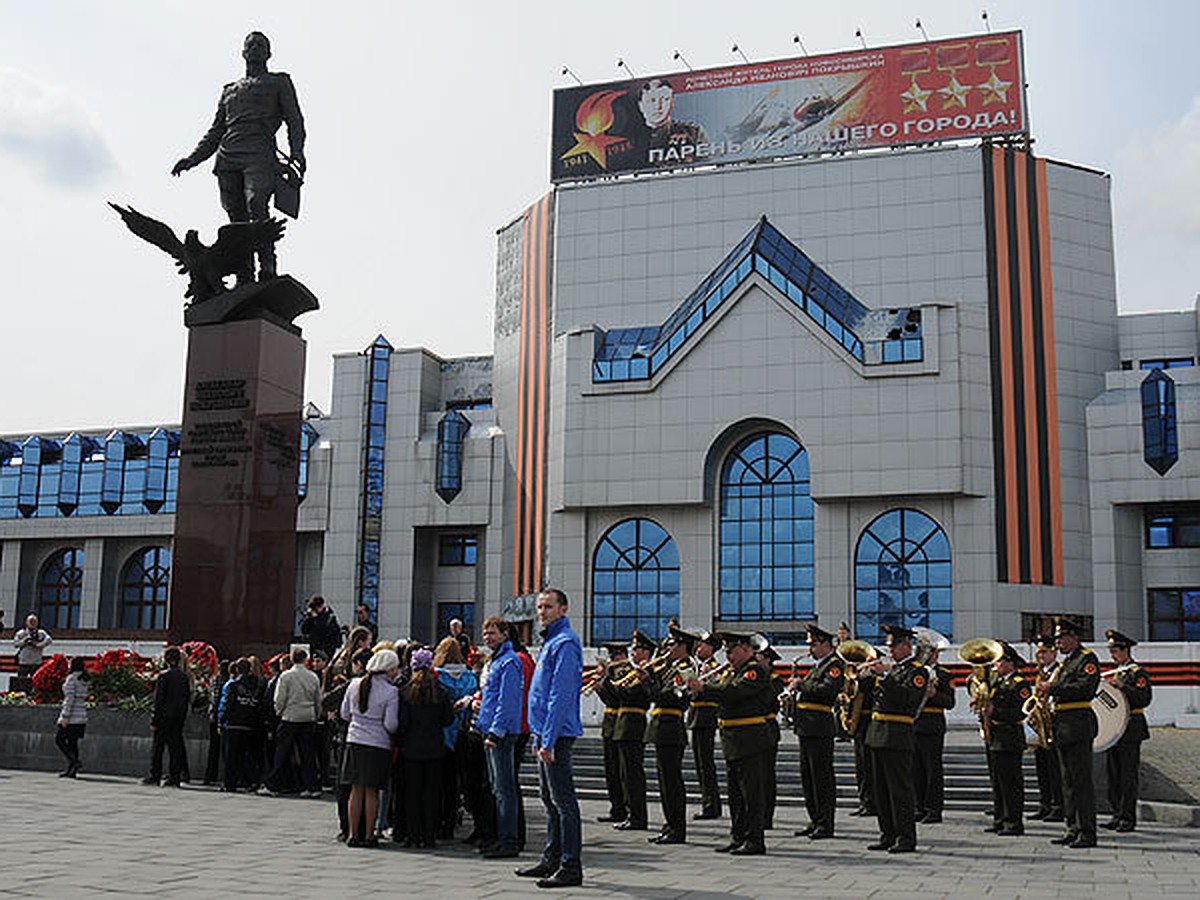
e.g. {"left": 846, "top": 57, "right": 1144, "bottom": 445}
{"left": 959, "top": 638, "right": 1004, "bottom": 742}
{"left": 836, "top": 640, "right": 878, "bottom": 734}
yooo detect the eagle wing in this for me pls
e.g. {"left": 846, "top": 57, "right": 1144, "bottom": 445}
{"left": 209, "top": 219, "right": 286, "bottom": 275}
{"left": 108, "top": 203, "right": 186, "bottom": 263}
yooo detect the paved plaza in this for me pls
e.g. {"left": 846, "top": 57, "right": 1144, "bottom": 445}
{"left": 1, "top": 768, "right": 1197, "bottom": 899}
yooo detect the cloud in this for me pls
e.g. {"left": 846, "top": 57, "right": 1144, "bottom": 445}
{"left": 1113, "top": 95, "right": 1200, "bottom": 238}
{"left": 0, "top": 67, "right": 116, "bottom": 187}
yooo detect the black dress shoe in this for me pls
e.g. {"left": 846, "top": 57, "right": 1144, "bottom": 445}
{"left": 807, "top": 827, "right": 834, "bottom": 840}
{"left": 595, "top": 814, "right": 624, "bottom": 823}
{"left": 848, "top": 807, "right": 868, "bottom": 817}
{"left": 1029, "top": 809, "right": 1048, "bottom": 821}
{"left": 537, "top": 871, "right": 583, "bottom": 889}
{"left": 1050, "top": 833, "right": 1078, "bottom": 845}
{"left": 914, "top": 811, "right": 927, "bottom": 823}
{"left": 794, "top": 824, "right": 817, "bottom": 837}
{"left": 888, "top": 843, "right": 916, "bottom": 854}
{"left": 616, "top": 821, "right": 648, "bottom": 831}
{"left": 1101, "top": 818, "right": 1121, "bottom": 830}
{"left": 983, "top": 825, "right": 999, "bottom": 833}
{"left": 1114, "top": 820, "right": 1135, "bottom": 833}
{"left": 867, "top": 841, "right": 894, "bottom": 851}
{"left": 516, "top": 863, "right": 556, "bottom": 878}
{"left": 1068, "top": 834, "right": 1097, "bottom": 848}
{"left": 1043, "top": 811, "right": 1064, "bottom": 822}
{"left": 730, "top": 843, "right": 765, "bottom": 856}
{"left": 141, "top": 776, "right": 159, "bottom": 786}
{"left": 997, "top": 826, "right": 1025, "bottom": 836}
{"left": 693, "top": 811, "right": 721, "bottom": 820}
{"left": 652, "top": 833, "right": 686, "bottom": 845}
{"left": 715, "top": 841, "right": 743, "bottom": 853}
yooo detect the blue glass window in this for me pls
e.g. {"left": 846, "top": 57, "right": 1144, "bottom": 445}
{"left": 119, "top": 546, "right": 171, "bottom": 630}
{"left": 1140, "top": 358, "right": 1193, "bottom": 370}
{"left": 357, "top": 336, "right": 392, "bottom": 618}
{"left": 1142, "top": 369, "right": 1178, "bottom": 476}
{"left": 18, "top": 437, "right": 61, "bottom": 518}
{"left": 435, "top": 409, "right": 470, "bottom": 503}
{"left": 1148, "top": 588, "right": 1200, "bottom": 641}
{"left": 591, "top": 518, "right": 680, "bottom": 644}
{"left": 297, "top": 422, "right": 318, "bottom": 503}
{"left": 854, "top": 509, "right": 952, "bottom": 644}
{"left": 101, "top": 431, "right": 146, "bottom": 514}
{"left": 718, "top": 433, "right": 813, "bottom": 622}
{"left": 143, "top": 429, "right": 178, "bottom": 514}
{"left": 1146, "top": 505, "right": 1200, "bottom": 548}
{"left": 38, "top": 547, "right": 85, "bottom": 630}
{"left": 439, "top": 534, "right": 478, "bottom": 566}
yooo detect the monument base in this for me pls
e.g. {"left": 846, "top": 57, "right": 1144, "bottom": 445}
{"left": 168, "top": 311, "right": 307, "bottom": 659}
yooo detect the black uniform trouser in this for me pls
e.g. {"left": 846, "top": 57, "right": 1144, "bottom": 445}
{"left": 149, "top": 717, "right": 187, "bottom": 782}
{"left": 223, "top": 728, "right": 259, "bottom": 790}
{"left": 987, "top": 748, "right": 1024, "bottom": 830}
{"left": 616, "top": 740, "right": 647, "bottom": 826}
{"left": 1106, "top": 738, "right": 1142, "bottom": 825}
{"left": 1056, "top": 739, "right": 1096, "bottom": 838}
{"left": 727, "top": 750, "right": 768, "bottom": 847}
{"left": 913, "top": 731, "right": 945, "bottom": 817}
{"left": 853, "top": 735, "right": 874, "bottom": 811}
{"left": 764, "top": 739, "right": 778, "bottom": 828}
{"left": 1034, "top": 746, "right": 1063, "bottom": 814}
{"left": 871, "top": 745, "right": 916, "bottom": 848}
{"left": 799, "top": 735, "right": 836, "bottom": 830}
{"left": 204, "top": 719, "right": 222, "bottom": 783}
{"left": 691, "top": 727, "right": 721, "bottom": 815}
{"left": 655, "top": 742, "right": 687, "bottom": 836}
{"left": 602, "top": 736, "right": 626, "bottom": 818}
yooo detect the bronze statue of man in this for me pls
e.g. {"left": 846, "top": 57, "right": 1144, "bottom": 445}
{"left": 172, "top": 31, "right": 305, "bottom": 285}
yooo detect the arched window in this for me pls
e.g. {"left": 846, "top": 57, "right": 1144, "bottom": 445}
{"left": 37, "top": 547, "right": 84, "bottom": 629}
{"left": 718, "top": 432, "right": 813, "bottom": 622}
{"left": 591, "top": 518, "right": 679, "bottom": 644}
{"left": 854, "top": 509, "right": 951, "bottom": 644}
{"left": 120, "top": 546, "right": 172, "bottom": 630}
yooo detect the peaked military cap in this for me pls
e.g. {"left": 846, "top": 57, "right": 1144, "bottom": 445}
{"left": 806, "top": 622, "right": 835, "bottom": 644}
{"left": 1105, "top": 628, "right": 1137, "bottom": 650}
{"left": 601, "top": 641, "right": 629, "bottom": 657}
{"left": 881, "top": 623, "right": 916, "bottom": 643}
{"left": 1001, "top": 641, "right": 1026, "bottom": 666}
{"left": 696, "top": 629, "right": 723, "bottom": 650}
{"left": 631, "top": 630, "right": 657, "bottom": 652}
{"left": 1054, "top": 617, "right": 1083, "bottom": 638}
{"left": 667, "top": 624, "right": 699, "bottom": 650}
{"left": 1033, "top": 634, "right": 1056, "bottom": 651}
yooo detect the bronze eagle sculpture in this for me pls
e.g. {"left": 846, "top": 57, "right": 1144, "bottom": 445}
{"left": 108, "top": 203, "right": 285, "bottom": 302}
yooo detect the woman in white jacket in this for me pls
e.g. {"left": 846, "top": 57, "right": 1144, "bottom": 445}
{"left": 56, "top": 657, "right": 90, "bottom": 777}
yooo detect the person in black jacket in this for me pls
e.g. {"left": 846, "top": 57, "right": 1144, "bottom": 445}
{"left": 142, "top": 646, "right": 192, "bottom": 787}
{"left": 221, "top": 658, "right": 266, "bottom": 792}
{"left": 787, "top": 623, "right": 842, "bottom": 840}
{"left": 1103, "top": 629, "right": 1153, "bottom": 833}
{"left": 301, "top": 595, "right": 342, "bottom": 660}
{"left": 399, "top": 648, "right": 455, "bottom": 849}
{"left": 984, "top": 643, "right": 1029, "bottom": 836}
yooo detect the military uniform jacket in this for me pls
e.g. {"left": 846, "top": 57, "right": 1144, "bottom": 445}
{"left": 914, "top": 664, "right": 957, "bottom": 736}
{"left": 703, "top": 659, "right": 777, "bottom": 762}
{"left": 645, "top": 667, "right": 688, "bottom": 746}
{"left": 864, "top": 658, "right": 927, "bottom": 752}
{"left": 792, "top": 652, "right": 842, "bottom": 739}
{"left": 1048, "top": 647, "right": 1100, "bottom": 746}
{"left": 1113, "top": 663, "right": 1152, "bottom": 743}
{"left": 685, "top": 659, "right": 721, "bottom": 729}
{"left": 594, "top": 664, "right": 620, "bottom": 740}
{"left": 849, "top": 669, "right": 876, "bottom": 739}
{"left": 987, "top": 673, "right": 1030, "bottom": 752}
{"left": 607, "top": 667, "right": 650, "bottom": 743}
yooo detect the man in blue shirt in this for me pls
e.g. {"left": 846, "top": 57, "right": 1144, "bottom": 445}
{"left": 516, "top": 588, "right": 584, "bottom": 889}
{"left": 478, "top": 616, "right": 525, "bottom": 858}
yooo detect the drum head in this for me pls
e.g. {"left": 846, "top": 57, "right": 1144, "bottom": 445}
{"left": 1092, "top": 681, "right": 1129, "bottom": 752}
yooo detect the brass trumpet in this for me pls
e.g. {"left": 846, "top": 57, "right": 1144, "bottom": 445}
{"left": 581, "top": 663, "right": 608, "bottom": 696}
{"left": 611, "top": 647, "right": 671, "bottom": 687}
{"left": 959, "top": 638, "right": 1004, "bottom": 742}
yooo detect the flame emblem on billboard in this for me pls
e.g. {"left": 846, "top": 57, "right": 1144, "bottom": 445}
{"left": 561, "top": 89, "right": 626, "bottom": 169}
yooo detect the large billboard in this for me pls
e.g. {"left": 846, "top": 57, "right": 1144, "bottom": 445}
{"left": 551, "top": 31, "right": 1026, "bottom": 183}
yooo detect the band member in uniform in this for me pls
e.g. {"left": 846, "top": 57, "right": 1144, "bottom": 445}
{"left": 787, "top": 623, "right": 841, "bottom": 840}
{"left": 607, "top": 631, "right": 653, "bottom": 831}
{"left": 755, "top": 641, "right": 784, "bottom": 830}
{"left": 1103, "top": 629, "right": 1153, "bottom": 833}
{"left": 594, "top": 642, "right": 630, "bottom": 823}
{"left": 845, "top": 650, "right": 876, "bottom": 817}
{"left": 913, "top": 642, "right": 955, "bottom": 824}
{"left": 639, "top": 625, "right": 694, "bottom": 844}
{"left": 984, "top": 642, "right": 1029, "bottom": 836}
{"left": 1036, "top": 618, "right": 1100, "bottom": 848}
{"left": 1029, "top": 634, "right": 1063, "bottom": 822}
{"left": 863, "top": 623, "right": 926, "bottom": 854}
{"left": 687, "top": 632, "right": 775, "bottom": 855}
{"left": 688, "top": 631, "right": 723, "bottom": 820}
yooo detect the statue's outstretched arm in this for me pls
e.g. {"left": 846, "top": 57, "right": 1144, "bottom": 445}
{"left": 172, "top": 96, "right": 226, "bottom": 176}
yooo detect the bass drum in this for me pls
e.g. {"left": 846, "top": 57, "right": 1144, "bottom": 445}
{"left": 1092, "top": 681, "right": 1130, "bottom": 752}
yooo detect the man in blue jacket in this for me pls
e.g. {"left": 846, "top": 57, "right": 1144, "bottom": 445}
{"left": 516, "top": 588, "right": 584, "bottom": 889}
{"left": 478, "top": 616, "right": 525, "bottom": 858}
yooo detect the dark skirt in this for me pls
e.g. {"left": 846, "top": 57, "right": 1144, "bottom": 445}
{"left": 340, "top": 742, "right": 391, "bottom": 790}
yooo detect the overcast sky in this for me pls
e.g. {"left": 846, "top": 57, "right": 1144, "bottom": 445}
{"left": 2, "top": 1, "right": 1197, "bottom": 434}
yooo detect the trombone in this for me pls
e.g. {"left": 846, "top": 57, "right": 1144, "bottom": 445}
{"left": 611, "top": 647, "right": 672, "bottom": 688}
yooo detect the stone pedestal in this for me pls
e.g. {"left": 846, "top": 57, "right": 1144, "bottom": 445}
{"left": 168, "top": 315, "right": 306, "bottom": 658}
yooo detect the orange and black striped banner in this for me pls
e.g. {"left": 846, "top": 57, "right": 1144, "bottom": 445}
{"left": 983, "top": 144, "right": 1064, "bottom": 585}
{"left": 513, "top": 194, "right": 554, "bottom": 597}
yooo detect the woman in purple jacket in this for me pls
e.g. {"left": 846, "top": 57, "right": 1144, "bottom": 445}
{"left": 339, "top": 648, "right": 401, "bottom": 848}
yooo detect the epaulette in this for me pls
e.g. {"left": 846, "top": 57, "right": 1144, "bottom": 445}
{"left": 1081, "top": 647, "right": 1096, "bottom": 656}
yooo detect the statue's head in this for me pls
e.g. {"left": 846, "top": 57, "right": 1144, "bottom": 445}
{"left": 243, "top": 32, "right": 271, "bottom": 65}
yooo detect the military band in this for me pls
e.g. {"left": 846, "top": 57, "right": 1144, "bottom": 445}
{"left": 585, "top": 615, "right": 1154, "bottom": 858}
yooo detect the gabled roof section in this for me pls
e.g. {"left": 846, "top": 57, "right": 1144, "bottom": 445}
{"left": 593, "top": 217, "right": 923, "bottom": 383}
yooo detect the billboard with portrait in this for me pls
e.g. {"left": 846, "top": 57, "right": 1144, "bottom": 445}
{"left": 551, "top": 31, "right": 1026, "bottom": 182}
